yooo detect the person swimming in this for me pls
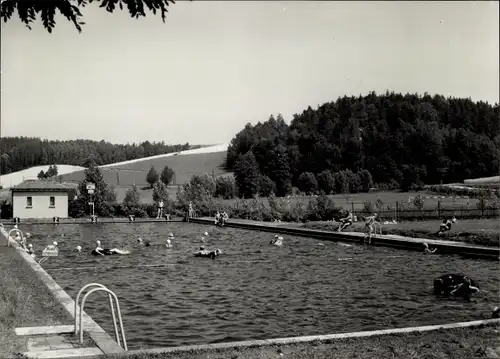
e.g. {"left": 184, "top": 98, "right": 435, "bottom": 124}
{"left": 92, "top": 240, "right": 130, "bottom": 256}
{"left": 26, "top": 243, "right": 35, "bottom": 257}
{"left": 270, "top": 235, "right": 284, "bottom": 246}
{"left": 74, "top": 246, "right": 82, "bottom": 252}
{"left": 194, "top": 246, "right": 221, "bottom": 259}
{"left": 433, "top": 274, "right": 480, "bottom": 300}
{"left": 423, "top": 242, "right": 437, "bottom": 254}
{"left": 168, "top": 233, "right": 175, "bottom": 240}
{"left": 166, "top": 239, "right": 172, "bottom": 248}
{"left": 137, "top": 237, "right": 143, "bottom": 244}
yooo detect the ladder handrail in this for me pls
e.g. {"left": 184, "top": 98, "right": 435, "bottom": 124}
{"left": 373, "top": 221, "right": 382, "bottom": 236}
{"left": 80, "top": 287, "right": 128, "bottom": 351}
{"left": 74, "top": 283, "right": 121, "bottom": 347}
{"left": 75, "top": 283, "right": 107, "bottom": 335}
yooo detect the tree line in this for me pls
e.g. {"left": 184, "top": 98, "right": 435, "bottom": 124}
{"left": 226, "top": 91, "right": 499, "bottom": 196}
{"left": 0, "top": 137, "right": 192, "bottom": 175}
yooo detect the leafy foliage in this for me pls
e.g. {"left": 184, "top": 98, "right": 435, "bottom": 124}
{"left": 70, "top": 157, "right": 115, "bottom": 217}
{"left": 176, "top": 173, "right": 216, "bottom": 209}
{"left": 215, "top": 176, "right": 236, "bottom": 199}
{"left": 234, "top": 152, "right": 260, "bottom": 199}
{"left": 225, "top": 92, "right": 499, "bottom": 191}
{"left": 160, "top": 165, "right": 175, "bottom": 186}
{"left": 0, "top": 137, "right": 190, "bottom": 175}
{"left": 122, "top": 184, "right": 145, "bottom": 216}
{"left": 152, "top": 180, "right": 169, "bottom": 203}
{"left": 297, "top": 172, "right": 318, "bottom": 195}
{"left": 316, "top": 170, "right": 335, "bottom": 194}
{"left": 1, "top": 0, "right": 176, "bottom": 33}
{"left": 146, "top": 166, "right": 159, "bottom": 187}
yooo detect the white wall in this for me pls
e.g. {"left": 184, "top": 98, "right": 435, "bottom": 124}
{"left": 13, "top": 192, "right": 69, "bottom": 219}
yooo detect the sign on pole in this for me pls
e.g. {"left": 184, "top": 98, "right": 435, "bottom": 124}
{"left": 88, "top": 189, "right": 94, "bottom": 194}
{"left": 86, "top": 183, "right": 96, "bottom": 190}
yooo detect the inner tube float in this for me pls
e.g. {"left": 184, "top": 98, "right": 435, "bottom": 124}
{"left": 433, "top": 274, "right": 480, "bottom": 299}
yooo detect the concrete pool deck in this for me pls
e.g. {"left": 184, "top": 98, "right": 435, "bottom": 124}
{"left": 191, "top": 217, "right": 500, "bottom": 260}
{"left": 1, "top": 226, "right": 125, "bottom": 358}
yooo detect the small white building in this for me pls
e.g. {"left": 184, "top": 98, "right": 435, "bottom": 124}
{"left": 11, "top": 180, "right": 78, "bottom": 219}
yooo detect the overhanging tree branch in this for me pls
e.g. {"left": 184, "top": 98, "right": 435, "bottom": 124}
{"left": 0, "top": 0, "right": 176, "bottom": 33}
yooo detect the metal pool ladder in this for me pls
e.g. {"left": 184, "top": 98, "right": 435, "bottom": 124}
{"left": 75, "top": 283, "right": 128, "bottom": 350}
{"left": 373, "top": 221, "right": 383, "bottom": 236}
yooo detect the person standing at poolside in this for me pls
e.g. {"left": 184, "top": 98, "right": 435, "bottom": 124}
{"left": 157, "top": 200, "right": 164, "bottom": 219}
{"left": 364, "top": 213, "right": 378, "bottom": 244}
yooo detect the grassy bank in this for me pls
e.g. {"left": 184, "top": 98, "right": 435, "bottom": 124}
{"left": 96, "top": 323, "right": 500, "bottom": 359}
{"left": 301, "top": 219, "right": 500, "bottom": 247}
{"left": 0, "top": 245, "right": 72, "bottom": 357}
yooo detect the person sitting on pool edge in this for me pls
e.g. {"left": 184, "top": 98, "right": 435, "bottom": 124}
{"left": 337, "top": 210, "right": 353, "bottom": 232}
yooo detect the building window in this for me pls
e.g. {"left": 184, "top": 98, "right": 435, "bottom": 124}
{"left": 49, "top": 196, "right": 55, "bottom": 208}
{"left": 26, "top": 196, "right": 33, "bottom": 208}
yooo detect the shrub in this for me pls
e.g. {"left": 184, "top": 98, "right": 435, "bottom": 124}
{"left": 215, "top": 176, "right": 236, "bottom": 199}
{"left": 363, "top": 200, "right": 373, "bottom": 213}
{"left": 413, "top": 195, "right": 425, "bottom": 210}
{"left": 146, "top": 166, "right": 159, "bottom": 188}
{"left": 297, "top": 172, "right": 318, "bottom": 195}
{"left": 357, "top": 169, "right": 374, "bottom": 193}
{"left": 317, "top": 170, "right": 335, "bottom": 194}
{"left": 160, "top": 165, "right": 175, "bottom": 186}
{"left": 305, "top": 193, "right": 341, "bottom": 221}
{"left": 258, "top": 175, "right": 276, "bottom": 197}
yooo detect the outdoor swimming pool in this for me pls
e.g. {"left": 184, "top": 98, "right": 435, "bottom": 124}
{"left": 20, "top": 222, "right": 500, "bottom": 349}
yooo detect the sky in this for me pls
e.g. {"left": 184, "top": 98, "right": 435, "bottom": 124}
{"left": 1, "top": 1, "right": 499, "bottom": 146}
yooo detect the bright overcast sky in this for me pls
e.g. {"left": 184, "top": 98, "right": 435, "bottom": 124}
{"left": 1, "top": 1, "right": 498, "bottom": 145}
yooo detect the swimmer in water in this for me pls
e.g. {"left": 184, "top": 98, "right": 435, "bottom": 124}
{"left": 137, "top": 237, "right": 143, "bottom": 244}
{"left": 270, "top": 235, "right": 284, "bottom": 246}
{"left": 166, "top": 239, "right": 172, "bottom": 248}
{"left": 92, "top": 240, "right": 129, "bottom": 256}
{"left": 74, "top": 246, "right": 82, "bottom": 252}
{"left": 145, "top": 240, "right": 151, "bottom": 247}
{"left": 168, "top": 233, "right": 175, "bottom": 240}
{"left": 26, "top": 243, "right": 35, "bottom": 257}
{"left": 423, "top": 242, "right": 437, "bottom": 254}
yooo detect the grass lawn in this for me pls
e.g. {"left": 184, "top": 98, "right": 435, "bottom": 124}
{"left": 0, "top": 246, "right": 72, "bottom": 357}
{"left": 96, "top": 323, "right": 500, "bottom": 359}
{"left": 59, "top": 151, "right": 229, "bottom": 189}
{"left": 302, "top": 218, "right": 500, "bottom": 247}
{"left": 221, "top": 191, "right": 480, "bottom": 212}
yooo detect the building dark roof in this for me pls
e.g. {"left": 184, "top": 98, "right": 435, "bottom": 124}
{"left": 10, "top": 180, "right": 79, "bottom": 193}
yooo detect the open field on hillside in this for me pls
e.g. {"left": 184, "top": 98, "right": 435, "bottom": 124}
{"left": 59, "top": 151, "right": 229, "bottom": 188}
{"left": 221, "top": 191, "right": 481, "bottom": 211}
{"left": 302, "top": 218, "right": 500, "bottom": 247}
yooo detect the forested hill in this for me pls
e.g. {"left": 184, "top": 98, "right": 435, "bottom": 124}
{"left": 0, "top": 138, "right": 192, "bottom": 174}
{"left": 226, "top": 91, "right": 500, "bottom": 191}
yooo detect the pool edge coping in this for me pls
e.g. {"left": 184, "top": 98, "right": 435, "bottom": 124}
{"left": 125, "top": 318, "right": 500, "bottom": 356}
{"left": 1, "top": 227, "right": 125, "bottom": 355}
{"left": 191, "top": 218, "right": 500, "bottom": 260}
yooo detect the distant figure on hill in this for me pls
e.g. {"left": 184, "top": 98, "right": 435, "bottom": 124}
{"left": 156, "top": 200, "right": 164, "bottom": 219}
{"left": 364, "top": 213, "right": 378, "bottom": 244}
{"left": 436, "top": 216, "right": 457, "bottom": 236}
{"left": 337, "top": 210, "right": 353, "bottom": 232}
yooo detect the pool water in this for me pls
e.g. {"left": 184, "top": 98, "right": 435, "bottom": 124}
{"left": 20, "top": 222, "right": 500, "bottom": 349}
